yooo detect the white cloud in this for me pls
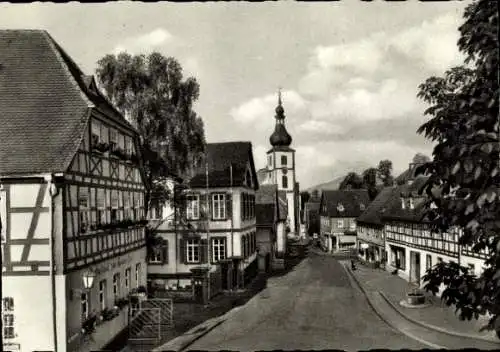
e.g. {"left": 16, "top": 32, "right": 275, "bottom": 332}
{"left": 230, "top": 90, "right": 307, "bottom": 124}
{"left": 114, "top": 28, "right": 174, "bottom": 54}
{"left": 390, "top": 13, "right": 464, "bottom": 72}
{"left": 252, "top": 144, "right": 268, "bottom": 170}
{"left": 298, "top": 119, "right": 345, "bottom": 135}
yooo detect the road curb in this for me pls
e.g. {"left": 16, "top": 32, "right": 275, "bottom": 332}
{"left": 342, "top": 264, "right": 443, "bottom": 349}
{"left": 176, "top": 319, "right": 226, "bottom": 352}
{"left": 379, "top": 291, "right": 500, "bottom": 345}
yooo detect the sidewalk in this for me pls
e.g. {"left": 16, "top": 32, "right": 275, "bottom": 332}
{"left": 349, "top": 262, "right": 499, "bottom": 343}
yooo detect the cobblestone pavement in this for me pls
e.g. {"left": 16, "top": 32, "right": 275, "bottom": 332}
{"left": 349, "top": 262, "right": 499, "bottom": 343}
{"left": 184, "top": 253, "right": 427, "bottom": 351}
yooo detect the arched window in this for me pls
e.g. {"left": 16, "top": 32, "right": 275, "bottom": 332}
{"left": 282, "top": 175, "right": 288, "bottom": 189}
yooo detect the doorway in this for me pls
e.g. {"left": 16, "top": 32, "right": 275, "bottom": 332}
{"left": 410, "top": 251, "right": 421, "bottom": 285}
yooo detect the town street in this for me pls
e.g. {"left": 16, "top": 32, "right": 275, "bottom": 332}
{"left": 186, "top": 252, "right": 427, "bottom": 351}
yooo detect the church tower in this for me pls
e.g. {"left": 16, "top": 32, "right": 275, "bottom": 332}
{"left": 266, "top": 90, "right": 300, "bottom": 235}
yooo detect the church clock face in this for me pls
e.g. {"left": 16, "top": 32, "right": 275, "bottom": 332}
{"left": 282, "top": 168, "right": 288, "bottom": 175}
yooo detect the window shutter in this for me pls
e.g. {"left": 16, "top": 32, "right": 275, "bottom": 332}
{"left": 241, "top": 193, "right": 245, "bottom": 220}
{"left": 180, "top": 239, "right": 186, "bottom": 264}
{"left": 162, "top": 241, "right": 169, "bottom": 264}
{"left": 226, "top": 193, "right": 232, "bottom": 220}
{"left": 199, "top": 193, "right": 207, "bottom": 219}
{"left": 200, "top": 239, "right": 208, "bottom": 264}
{"left": 241, "top": 235, "right": 245, "bottom": 258}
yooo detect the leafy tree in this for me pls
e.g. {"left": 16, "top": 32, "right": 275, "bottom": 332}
{"left": 311, "top": 189, "right": 320, "bottom": 200}
{"left": 377, "top": 159, "right": 394, "bottom": 186}
{"left": 339, "top": 172, "right": 364, "bottom": 190}
{"left": 95, "top": 52, "right": 206, "bottom": 214}
{"left": 416, "top": 0, "right": 499, "bottom": 334}
{"left": 362, "top": 167, "right": 379, "bottom": 200}
{"left": 412, "top": 153, "right": 431, "bottom": 165}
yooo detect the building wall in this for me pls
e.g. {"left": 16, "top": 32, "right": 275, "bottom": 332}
{"left": 276, "top": 222, "right": 286, "bottom": 255}
{"left": 66, "top": 248, "right": 146, "bottom": 351}
{"left": 357, "top": 224, "right": 384, "bottom": 248}
{"left": 2, "top": 276, "right": 55, "bottom": 352}
{"left": 1, "top": 181, "right": 57, "bottom": 352}
{"left": 256, "top": 227, "right": 273, "bottom": 254}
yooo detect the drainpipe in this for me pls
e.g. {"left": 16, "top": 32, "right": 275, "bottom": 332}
{"left": 47, "top": 175, "right": 59, "bottom": 352}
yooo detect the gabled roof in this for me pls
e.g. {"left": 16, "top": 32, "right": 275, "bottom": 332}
{"left": 381, "top": 176, "right": 430, "bottom": 223}
{"left": 320, "top": 189, "right": 370, "bottom": 218}
{"left": 357, "top": 187, "right": 399, "bottom": 227}
{"left": 256, "top": 184, "right": 278, "bottom": 204}
{"left": 0, "top": 29, "right": 134, "bottom": 176}
{"left": 189, "top": 142, "right": 259, "bottom": 190}
{"left": 277, "top": 190, "right": 288, "bottom": 221}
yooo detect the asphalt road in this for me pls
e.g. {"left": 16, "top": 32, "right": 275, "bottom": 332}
{"left": 186, "top": 252, "right": 427, "bottom": 351}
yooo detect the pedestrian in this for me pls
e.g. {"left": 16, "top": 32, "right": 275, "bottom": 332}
{"left": 351, "top": 259, "right": 356, "bottom": 270}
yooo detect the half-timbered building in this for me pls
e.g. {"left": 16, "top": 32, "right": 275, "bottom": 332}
{"left": 356, "top": 187, "right": 398, "bottom": 265}
{"left": 255, "top": 184, "right": 288, "bottom": 272}
{"left": 382, "top": 173, "right": 487, "bottom": 291}
{"left": 0, "top": 30, "right": 147, "bottom": 352}
{"left": 147, "top": 142, "right": 259, "bottom": 301}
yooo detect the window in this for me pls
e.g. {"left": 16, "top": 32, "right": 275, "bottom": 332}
{"left": 111, "top": 189, "right": 119, "bottom": 223}
{"left": 282, "top": 175, "right": 288, "bottom": 189}
{"left": 79, "top": 187, "right": 89, "bottom": 234}
{"left": 212, "top": 193, "right": 226, "bottom": 220}
{"left": 268, "top": 155, "right": 272, "bottom": 167}
{"left": 360, "top": 203, "right": 366, "bottom": 211}
{"left": 337, "top": 219, "right": 344, "bottom": 229}
{"left": 409, "top": 198, "right": 414, "bottom": 209}
{"left": 186, "top": 195, "right": 200, "bottom": 220}
{"left": 349, "top": 220, "right": 356, "bottom": 231}
{"left": 426, "top": 254, "right": 432, "bottom": 270}
{"left": 212, "top": 238, "right": 226, "bottom": 262}
{"left": 99, "top": 280, "right": 106, "bottom": 310}
{"left": 97, "top": 188, "right": 106, "bottom": 225}
{"left": 281, "top": 155, "right": 287, "bottom": 166}
{"left": 2, "top": 297, "right": 15, "bottom": 339}
{"left": 468, "top": 263, "right": 475, "bottom": 275}
{"left": 125, "top": 136, "right": 133, "bottom": 156}
{"left": 186, "top": 239, "right": 200, "bottom": 263}
{"left": 150, "top": 247, "right": 162, "bottom": 263}
{"left": 135, "top": 263, "right": 141, "bottom": 288}
{"left": 401, "top": 198, "right": 405, "bottom": 209}
{"left": 125, "top": 268, "right": 131, "bottom": 292}
{"left": 113, "top": 273, "right": 120, "bottom": 298}
{"left": 81, "top": 292, "right": 89, "bottom": 319}
{"left": 110, "top": 129, "right": 118, "bottom": 151}
{"left": 91, "top": 120, "right": 101, "bottom": 147}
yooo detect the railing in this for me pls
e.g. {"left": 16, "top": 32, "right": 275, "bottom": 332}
{"left": 128, "top": 308, "right": 161, "bottom": 343}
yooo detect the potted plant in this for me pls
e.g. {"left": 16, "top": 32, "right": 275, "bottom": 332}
{"left": 81, "top": 313, "right": 97, "bottom": 335}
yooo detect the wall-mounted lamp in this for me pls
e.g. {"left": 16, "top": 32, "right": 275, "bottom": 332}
{"left": 70, "top": 269, "right": 96, "bottom": 300}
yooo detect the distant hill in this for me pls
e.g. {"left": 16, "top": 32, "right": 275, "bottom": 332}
{"left": 305, "top": 175, "right": 345, "bottom": 193}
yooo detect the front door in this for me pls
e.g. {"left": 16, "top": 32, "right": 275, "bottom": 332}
{"left": 220, "top": 262, "right": 229, "bottom": 290}
{"left": 410, "top": 251, "right": 421, "bottom": 284}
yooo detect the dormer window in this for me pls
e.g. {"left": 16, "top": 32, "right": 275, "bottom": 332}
{"left": 360, "top": 203, "right": 366, "bottom": 211}
{"left": 409, "top": 197, "right": 414, "bottom": 209}
{"left": 337, "top": 203, "right": 344, "bottom": 212}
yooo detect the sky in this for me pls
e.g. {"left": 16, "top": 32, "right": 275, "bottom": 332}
{"left": 0, "top": 1, "right": 470, "bottom": 189}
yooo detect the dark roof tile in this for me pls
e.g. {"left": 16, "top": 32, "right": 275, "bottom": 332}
{"left": 320, "top": 190, "right": 370, "bottom": 218}
{"left": 0, "top": 29, "right": 133, "bottom": 176}
{"left": 189, "top": 142, "right": 258, "bottom": 190}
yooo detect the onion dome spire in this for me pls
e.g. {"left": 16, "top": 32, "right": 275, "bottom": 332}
{"left": 269, "top": 88, "right": 292, "bottom": 147}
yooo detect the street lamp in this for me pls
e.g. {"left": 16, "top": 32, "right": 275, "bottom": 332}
{"left": 70, "top": 269, "right": 96, "bottom": 300}
{"left": 82, "top": 269, "right": 96, "bottom": 290}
